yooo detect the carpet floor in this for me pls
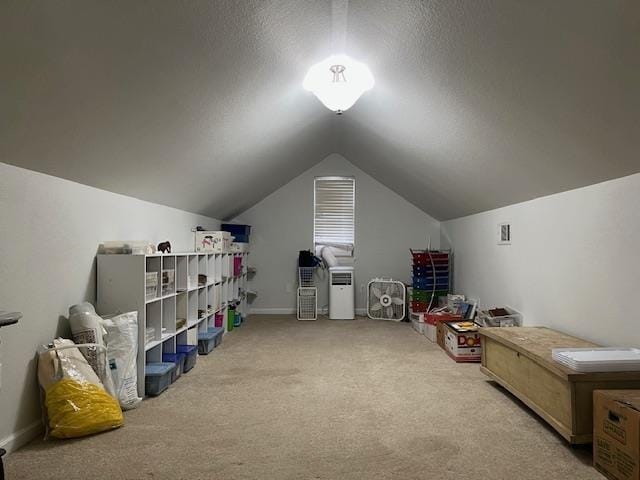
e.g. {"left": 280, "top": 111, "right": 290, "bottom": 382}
{"left": 6, "top": 315, "right": 602, "bottom": 479}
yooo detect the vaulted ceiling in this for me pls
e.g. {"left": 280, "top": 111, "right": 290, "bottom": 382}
{"left": 2, "top": 1, "right": 639, "bottom": 220}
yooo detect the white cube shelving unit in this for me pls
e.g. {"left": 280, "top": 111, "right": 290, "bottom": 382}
{"left": 97, "top": 250, "right": 250, "bottom": 398}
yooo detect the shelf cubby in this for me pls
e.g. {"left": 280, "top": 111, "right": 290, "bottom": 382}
{"left": 188, "top": 255, "right": 198, "bottom": 290}
{"left": 145, "top": 343, "right": 162, "bottom": 364}
{"left": 145, "top": 300, "right": 162, "bottom": 347}
{"left": 176, "top": 255, "right": 188, "bottom": 292}
{"left": 187, "top": 290, "right": 198, "bottom": 327}
{"left": 176, "top": 291, "right": 188, "bottom": 331}
{"left": 162, "top": 296, "right": 176, "bottom": 335}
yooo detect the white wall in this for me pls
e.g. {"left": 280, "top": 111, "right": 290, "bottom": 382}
{"left": 441, "top": 172, "right": 640, "bottom": 347}
{"left": 0, "top": 162, "right": 219, "bottom": 451}
{"left": 233, "top": 154, "right": 441, "bottom": 314}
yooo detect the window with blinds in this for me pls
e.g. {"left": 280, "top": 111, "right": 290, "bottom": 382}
{"left": 313, "top": 176, "right": 355, "bottom": 256}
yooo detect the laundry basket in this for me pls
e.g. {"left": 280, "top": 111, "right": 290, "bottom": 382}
{"left": 297, "top": 287, "right": 317, "bottom": 320}
{"left": 298, "top": 267, "right": 315, "bottom": 287}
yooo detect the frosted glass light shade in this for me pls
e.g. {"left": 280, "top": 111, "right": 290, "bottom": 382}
{"left": 303, "top": 54, "right": 374, "bottom": 113}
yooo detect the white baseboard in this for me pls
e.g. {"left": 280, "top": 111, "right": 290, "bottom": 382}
{"left": 250, "top": 308, "right": 296, "bottom": 315}
{"left": 250, "top": 308, "right": 369, "bottom": 316}
{"left": 0, "top": 420, "right": 42, "bottom": 454}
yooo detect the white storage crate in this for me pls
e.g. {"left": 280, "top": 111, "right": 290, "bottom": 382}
{"left": 297, "top": 287, "right": 317, "bottom": 320}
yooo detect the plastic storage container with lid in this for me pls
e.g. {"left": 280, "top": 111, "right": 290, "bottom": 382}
{"left": 208, "top": 327, "right": 224, "bottom": 347}
{"left": 145, "top": 362, "right": 175, "bottom": 396}
{"left": 176, "top": 345, "right": 198, "bottom": 373}
{"left": 221, "top": 224, "right": 251, "bottom": 236}
{"left": 198, "top": 328, "right": 224, "bottom": 355}
{"left": 162, "top": 352, "right": 186, "bottom": 383}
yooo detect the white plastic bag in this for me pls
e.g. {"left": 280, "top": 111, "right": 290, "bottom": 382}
{"left": 68, "top": 302, "right": 116, "bottom": 398}
{"left": 102, "top": 311, "right": 142, "bottom": 410}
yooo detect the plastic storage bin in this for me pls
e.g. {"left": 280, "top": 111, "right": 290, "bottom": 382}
{"left": 176, "top": 344, "right": 198, "bottom": 373}
{"left": 198, "top": 328, "right": 224, "bottom": 355}
{"left": 162, "top": 353, "right": 186, "bottom": 383}
{"left": 227, "top": 307, "right": 235, "bottom": 331}
{"left": 214, "top": 312, "right": 224, "bottom": 328}
{"left": 208, "top": 327, "right": 224, "bottom": 347}
{"left": 411, "top": 250, "right": 449, "bottom": 266}
{"left": 221, "top": 224, "right": 251, "bottom": 236}
{"left": 230, "top": 233, "right": 249, "bottom": 243}
{"left": 233, "top": 256, "right": 243, "bottom": 276}
{"left": 234, "top": 311, "right": 241, "bottom": 327}
{"left": 145, "top": 362, "right": 175, "bottom": 396}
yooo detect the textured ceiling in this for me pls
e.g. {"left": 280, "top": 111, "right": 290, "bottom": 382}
{"left": 2, "top": 1, "right": 639, "bottom": 220}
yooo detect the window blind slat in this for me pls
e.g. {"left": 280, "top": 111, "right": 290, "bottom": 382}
{"left": 314, "top": 177, "right": 355, "bottom": 249}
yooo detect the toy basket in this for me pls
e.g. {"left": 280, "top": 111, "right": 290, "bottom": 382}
{"left": 298, "top": 267, "right": 315, "bottom": 287}
{"left": 297, "top": 287, "right": 317, "bottom": 320}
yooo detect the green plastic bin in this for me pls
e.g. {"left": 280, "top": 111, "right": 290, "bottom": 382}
{"left": 227, "top": 307, "right": 235, "bottom": 331}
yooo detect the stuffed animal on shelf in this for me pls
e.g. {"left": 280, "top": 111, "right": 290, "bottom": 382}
{"left": 157, "top": 241, "right": 171, "bottom": 254}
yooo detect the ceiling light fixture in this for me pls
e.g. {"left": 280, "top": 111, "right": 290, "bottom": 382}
{"left": 303, "top": 54, "right": 374, "bottom": 114}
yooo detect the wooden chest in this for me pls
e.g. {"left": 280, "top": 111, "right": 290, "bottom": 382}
{"left": 480, "top": 327, "right": 640, "bottom": 444}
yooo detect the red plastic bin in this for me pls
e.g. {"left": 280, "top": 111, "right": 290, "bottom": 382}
{"left": 411, "top": 250, "right": 450, "bottom": 266}
{"left": 411, "top": 301, "right": 431, "bottom": 312}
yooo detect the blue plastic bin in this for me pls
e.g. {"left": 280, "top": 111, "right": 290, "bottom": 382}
{"left": 208, "top": 327, "right": 224, "bottom": 347}
{"left": 221, "top": 224, "right": 251, "bottom": 236}
{"left": 145, "top": 362, "right": 175, "bottom": 396}
{"left": 162, "top": 352, "right": 186, "bottom": 383}
{"left": 176, "top": 344, "right": 198, "bottom": 373}
{"left": 198, "top": 327, "right": 224, "bottom": 355}
{"left": 230, "top": 233, "right": 249, "bottom": 243}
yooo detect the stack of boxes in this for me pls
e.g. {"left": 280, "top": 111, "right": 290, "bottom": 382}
{"left": 410, "top": 250, "right": 450, "bottom": 313}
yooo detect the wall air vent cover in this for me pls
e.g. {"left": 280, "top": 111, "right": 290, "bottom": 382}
{"left": 498, "top": 222, "right": 511, "bottom": 245}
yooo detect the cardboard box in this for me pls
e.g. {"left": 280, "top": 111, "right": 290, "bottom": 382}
{"left": 412, "top": 319, "right": 426, "bottom": 335}
{"left": 424, "top": 312, "right": 462, "bottom": 347}
{"left": 436, "top": 321, "right": 447, "bottom": 350}
{"left": 443, "top": 321, "right": 482, "bottom": 362}
{"left": 425, "top": 323, "right": 437, "bottom": 342}
{"left": 594, "top": 390, "right": 640, "bottom": 480}
{"left": 195, "top": 231, "right": 231, "bottom": 253}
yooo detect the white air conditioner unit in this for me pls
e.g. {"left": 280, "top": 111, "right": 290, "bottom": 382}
{"left": 329, "top": 266, "right": 354, "bottom": 320}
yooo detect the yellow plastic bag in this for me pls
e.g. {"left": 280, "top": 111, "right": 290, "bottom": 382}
{"left": 38, "top": 339, "right": 124, "bottom": 439}
{"left": 45, "top": 378, "right": 124, "bottom": 439}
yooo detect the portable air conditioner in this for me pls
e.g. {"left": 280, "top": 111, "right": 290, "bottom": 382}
{"left": 329, "top": 266, "right": 355, "bottom": 320}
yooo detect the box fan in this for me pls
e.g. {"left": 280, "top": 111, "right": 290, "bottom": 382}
{"left": 367, "top": 279, "right": 406, "bottom": 321}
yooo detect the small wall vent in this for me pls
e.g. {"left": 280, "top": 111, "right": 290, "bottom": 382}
{"left": 498, "top": 222, "right": 511, "bottom": 245}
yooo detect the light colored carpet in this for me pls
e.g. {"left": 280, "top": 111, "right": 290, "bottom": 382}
{"left": 6, "top": 315, "right": 602, "bottom": 479}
